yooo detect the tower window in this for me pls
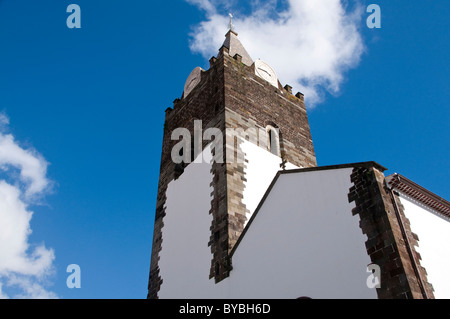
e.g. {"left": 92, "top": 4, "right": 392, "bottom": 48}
{"left": 266, "top": 125, "right": 280, "bottom": 156}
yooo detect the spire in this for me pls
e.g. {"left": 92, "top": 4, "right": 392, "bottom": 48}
{"left": 221, "top": 19, "right": 253, "bottom": 67}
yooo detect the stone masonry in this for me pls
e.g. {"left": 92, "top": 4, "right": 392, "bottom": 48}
{"left": 348, "top": 163, "right": 434, "bottom": 299}
{"left": 148, "top": 31, "right": 317, "bottom": 298}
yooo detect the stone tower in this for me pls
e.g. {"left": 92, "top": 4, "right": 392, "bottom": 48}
{"left": 147, "top": 29, "right": 316, "bottom": 299}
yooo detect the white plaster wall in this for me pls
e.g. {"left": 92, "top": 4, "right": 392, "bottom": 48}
{"left": 158, "top": 145, "right": 376, "bottom": 299}
{"left": 158, "top": 139, "right": 301, "bottom": 298}
{"left": 224, "top": 168, "right": 378, "bottom": 299}
{"left": 399, "top": 196, "right": 450, "bottom": 299}
{"left": 241, "top": 138, "right": 298, "bottom": 225}
{"left": 158, "top": 144, "right": 220, "bottom": 298}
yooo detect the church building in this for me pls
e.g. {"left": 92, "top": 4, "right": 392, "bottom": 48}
{"left": 147, "top": 27, "right": 450, "bottom": 299}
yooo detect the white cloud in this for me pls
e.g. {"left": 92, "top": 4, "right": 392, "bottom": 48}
{"left": 0, "top": 113, "right": 9, "bottom": 127}
{"left": 0, "top": 113, "right": 56, "bottom": 299}
{"left": 4, "top": 275, "right": 58, "bottom": 299}
{"left": 187, "top": 0, "right": 365, "bottom": 107}
{"left": 0, "top": 133, "right": 50, "bottom": 199}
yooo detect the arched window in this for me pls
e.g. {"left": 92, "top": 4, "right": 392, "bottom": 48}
{"left": 266, "top": 125, "right": 280, "bottom": 157}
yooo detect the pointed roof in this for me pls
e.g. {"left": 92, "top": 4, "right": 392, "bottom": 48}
{"left": 221, "top": 30, "right": 253, "bottom": 66}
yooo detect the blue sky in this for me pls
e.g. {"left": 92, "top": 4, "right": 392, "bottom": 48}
{"left": 0, "top": 0, "right": 448, "bottom": 299}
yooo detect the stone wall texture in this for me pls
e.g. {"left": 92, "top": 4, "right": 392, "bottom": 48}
{"left": 148, "top": 46, "right": 317, "bottom": 298}
{"left": 348, "top": 164, "right": 434, "bottom": 299}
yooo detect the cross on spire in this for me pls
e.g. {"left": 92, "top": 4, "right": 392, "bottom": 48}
{"left": 228, "top": 13, "right": 235, "bottom": 31}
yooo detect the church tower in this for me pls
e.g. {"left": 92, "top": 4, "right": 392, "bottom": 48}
{"left": 147, "top": 28, "right": 316, "bottom": 299}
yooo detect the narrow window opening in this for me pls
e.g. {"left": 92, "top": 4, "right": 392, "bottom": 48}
{"left": 267, "top": 125, "right": 280, "bottom": 156}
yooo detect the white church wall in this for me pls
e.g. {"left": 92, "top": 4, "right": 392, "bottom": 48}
{"left": 158, "top": 144, "right": 377, "bottom": 299}
{"left": 398, "top": 196, "right": 450, "bottom": 299}
{"left": 225, "top": 168, "right": 378, "bottom": 299}
{"left": 158, "top": 144, "right": 221, "bottom": 298}
{"left": 158, "top": 139, "right": 302, "bottom": 298}
{"left": 240, "top": 138, "right": 298, "bottom": 226}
